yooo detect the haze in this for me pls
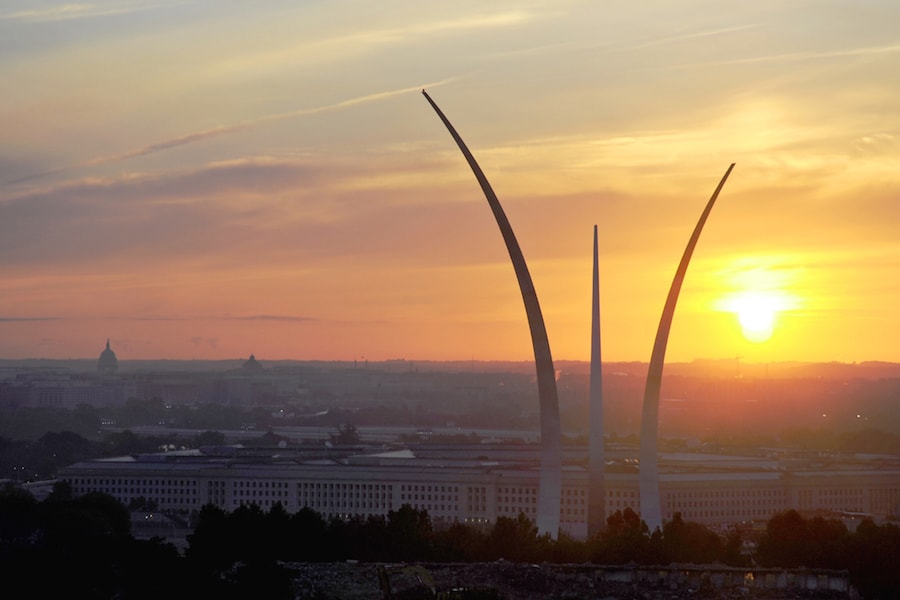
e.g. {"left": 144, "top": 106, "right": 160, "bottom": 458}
{"left": 1, "top": 1, "right": 899, "bottom": 363}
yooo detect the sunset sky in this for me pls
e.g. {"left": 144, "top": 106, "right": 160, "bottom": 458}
{"left": 2, "top": 1, "right": 899, "bottom": 364}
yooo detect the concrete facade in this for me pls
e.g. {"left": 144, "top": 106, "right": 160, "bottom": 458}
{"left": 59, "top": 445, "right": 900, "bottom": 540}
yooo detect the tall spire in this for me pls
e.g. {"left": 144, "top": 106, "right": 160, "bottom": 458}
{"left": 422, "top": 90, "right": 562, "bottom": 539}
{"left": 639, "top": 163, "right": 735, "bottom": 532}
{"left": 587, "top": 224, "right": 605, "bottom": 537}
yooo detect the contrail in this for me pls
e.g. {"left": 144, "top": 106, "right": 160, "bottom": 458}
{"left": 6, "top": 78, "right": 457, "bottom": 186}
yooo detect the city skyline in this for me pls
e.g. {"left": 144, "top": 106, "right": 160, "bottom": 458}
{"left": 2, "top": 2, "right": 899, "bottom": 363}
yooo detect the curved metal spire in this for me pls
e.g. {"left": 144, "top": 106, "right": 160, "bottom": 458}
{"left": 422, "top": 90, "right": 562, "bottom": 539}
{"left": 639, "top": 163, "right": 735, "bottom": 532}
{"left": 587, "top": 224, "right": 605, "bottom": 537}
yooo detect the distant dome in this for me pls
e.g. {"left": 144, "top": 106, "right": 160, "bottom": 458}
{"left": 98, "top": 339, "right": 118, "bottom": 374}
{"left": 241, "top": 354, "right": 264, "bottom": 372}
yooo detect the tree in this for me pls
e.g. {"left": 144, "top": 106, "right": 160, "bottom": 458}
{"left": 264, "top": 502, "right": 292, "bottom": 561}
{"left": 807, "top": 515, "right": 849, "bottom": 569}
{"left": 105, "top": 429, "right": 148, "bottom": 456}
{"left": 846, "top": 519, "right": 900, "bottom": 600}
{"left": 593, "top": 508, "right": 655, "bottom": 564}
{"left": 195, "top": 430, "right": 226, "bottom": 448}
{"left": 33, "top": 430, "right": 94, "bottom": 474}
{"left": 487, "top": 513, "right": 541, "bottom": 562}
{"left": 46, "top": 479, "right": 73, "bottom": 503}
{"left": 186, "top": 503, "right": 232, "bottom": 571}
{"left": 119, "top": 397, "right": 167, "bottom": 427}
{"left": 757, "top": 510, "right": 813, "bottom": 567}
{"left": 387, "top": 504, "right": 433, "bottom": 561}
{"left": 288, "top": 506, "right": 329, "bottom": 561}
{"left": 330, "top": 422, "right": 361, "bottom": 445}
{"left": 723, "top": 526, "right": 746, "bottom": 566}
{"left": 0, "top": 484, "right": 40, "bottom": 542}
{"left": 662, "top": 512, "right": 724, "bottom": 564}
{"left": 434, "top": 521, "right": 488, "bottom": 562}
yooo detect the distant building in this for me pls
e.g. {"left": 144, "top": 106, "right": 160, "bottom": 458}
{"left": 3, "top": 369, "right": 133, "bottom": 409}
{"left": 241, "top": 354, "right": 265, "bottom": 373}
{"left": 59, "top": 444, "right": 900, "bottom": 539}
{"left": 98, "top": 339, "right": 118, "bottom": 375}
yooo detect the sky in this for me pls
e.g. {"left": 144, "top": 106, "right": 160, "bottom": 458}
{"left": 1, "top": 0, "right": 899, "bottom": 364}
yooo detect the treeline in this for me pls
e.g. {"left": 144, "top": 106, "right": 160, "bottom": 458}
{"left": 186, "top": 503, "right": 900, "bottom": 599}
{"left": 0, "top": 483, "right": 290, "bottom": 600}
{"left": 0, "top": 429, "right": 228, "bottom": 482}
{"left": 186, "top": 503, "right": 739, "bottom": 566}
{"left": 0, "top": 400, "right": 270, "bottom": 441}
{"left": 2, "top": 482, "right": 898, "bottom": 599}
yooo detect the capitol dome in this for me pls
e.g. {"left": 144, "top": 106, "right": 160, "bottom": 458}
{"left": 241, "top": 353, "right": 265, "bottom": 372}
{"left": 98, "top": 339, "right": 118, "bottom": 374}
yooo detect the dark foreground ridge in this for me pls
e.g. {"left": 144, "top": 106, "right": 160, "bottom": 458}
{"left": 284, "top": 561, "right": 854, "bottom": 600}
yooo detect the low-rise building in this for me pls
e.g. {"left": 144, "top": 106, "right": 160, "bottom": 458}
{"left": 59, "top": 444, "right": 900, "bottom": 539}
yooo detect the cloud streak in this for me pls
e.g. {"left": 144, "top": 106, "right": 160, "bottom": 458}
{"left": 5, "top": 79, "right": 457, "bottom": 186}
{"left": 682, "top": 40, "right": 900, "bottom": 68}
{"left": 0, "top": 317, "right": 59, "bottom": 322}
{"left": 0, "top": 1, "right": 163, "bottom": 23}
{"left": 0, "top": 314, "right": 314, "bottom": 322}
{"left": 625, "top": 23, "right": 761, "bottom": 51}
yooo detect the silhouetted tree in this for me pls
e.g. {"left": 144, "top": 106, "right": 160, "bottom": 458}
{"left": 72, "top": 404, "right": 101, "bottom": 439}
{"left": 195, "top": 430, "right": 226, "bottom": 447}
{"left": 0, "top": 484, "right": 40, "bottom": 543}
{"left": 45, "top": 479, "right": 74, "bottom": 503}
{"left": 116, "top": 537, "right": 189, "bottom": 600}
{"left": 288, "top": 506, "right": 329, "bottom": 561}
{"left": 846, "top": 518, "right": 900, "bottom": 600}
{"left": 119, "top": 397, "right": 167, "bottom": 427}
{"left": 487, "top": 513, "right": 542, "bottom": 562}
{"left": 807, "top": 515, "right": 850, "bottom": 569}
{"left": 757, "top": 509, "right": 813, "bottom": 567}
{"left": 105, "top": 429, "right": 149, "bottom": 456}
{"left": 42, "top": 491, "right": 131, "bottom": 546}
{"left": 387, "top": 504, "right": 434, "bottom": 561}
{"left": 330, "top": 422, "right": 361, "bottom": 445}
{"left": 186, "top": 503, "right": 233, "bottom": 571}
{"left": 550, "top": 530, "right": 589, "bottom": 563}
{"left": 593, "top": 508, "right": 655, "bottom": 564}
{"left": 434, "top": 521, "right": 488, "bottom": 562}
{"left": 723, "top": 526, "right": 746, "bottom": 566}
{"left": 662, "top": 512, "right": 724, "bottom": 564}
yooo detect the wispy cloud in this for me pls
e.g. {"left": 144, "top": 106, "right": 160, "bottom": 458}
{"left": 5, "top": 79, "right": 456, "bottom": 186}
{"left": 0, "top": 317, "right": 59, "bottom": 322}
{"left": 1, "top": 314, "right": 313, "bottom": 322}
{"left": 129, "top": 314, "right": 316, "bottom": 322}
{"left": 626, "top": 23, "right": 761, "bottom": 51}
{"left": 212, "top": 11, "right": 535, "bottom": 77}
{"left": 683, "top": 41, "right": 900, "bottom": 68}
{"left": 232, "top": 315, "right": 314, "bottom": 322}
{"left": 0, "top": 2, "right": 162, "bottom": 23}
{"left": 190, "top": 336, "right": 218, "bottom": 348}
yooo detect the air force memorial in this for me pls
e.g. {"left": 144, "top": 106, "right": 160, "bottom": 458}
{"left": 56, "top": 93, "right": 900, "bottom": 540}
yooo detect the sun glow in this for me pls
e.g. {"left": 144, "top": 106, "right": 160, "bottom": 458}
{"left": 713, "top": 260, "right": 804, "bottom": 344}
{"left": 726, "top": 291, "right": 782, "bottom": 343}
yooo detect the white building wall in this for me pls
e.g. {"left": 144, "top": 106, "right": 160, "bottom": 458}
{"left": 60, "top": 457, "right": 900, "bottom": 539}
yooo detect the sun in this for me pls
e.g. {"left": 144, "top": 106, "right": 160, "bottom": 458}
{"left": 712, "top": 260, "right": 803, "bottom": 345}
{"left": 729, "top": 291, "right": 780, "bottom": 343}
